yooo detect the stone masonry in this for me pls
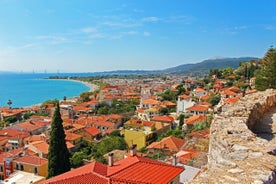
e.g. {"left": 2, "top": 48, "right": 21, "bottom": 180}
{"left": 191, "top": 89, "right": 276, "bottom": 184}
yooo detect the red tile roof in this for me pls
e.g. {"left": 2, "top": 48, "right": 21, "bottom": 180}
{"left": 187, "top": 129, "right": 210, "bottom": 139}
{"left": 200, "top": 94, "right": 210, "bottom": 101}
{"left": 29, "top": 140, "right": 49, "bottom": 154}
{"left": 223, "top": 96, "right": 239, "bottom": 104}
{"left": 186, "top": 105, "right": 208, "bottom": 112}
{"left": 178, "top": 94, "right": 190, "bottom": 100}
{"left": 194, "top": 87, "right": 206, "bottom": 92}
{"left": 162, "top": 101, "right": 176, "bottom": 107}
{"left": 147, "top": 136, "right": 185, "bottom": 152}
{"left": 141, "top": 99, "right": 160, "bottom": 105}
{"left": 43, "top": 162, "right": 109, "bottom": 184}
{"left": 109, "top": 156, "right": 184, "bottom": 184}
{"left": 84, "top": 126, "right": 101, "bottom": 136}
{"left": 65, "top": 132, "right": 82, "bottom": 141}
{"left": 14, "top": 155, "right": 48, "bottom": 166}
{"left": 185, "top": 115, "right": 205, "bottom": 125}
{"left": 43, "top": 156, "right": 184, "bottom": 184}
{"left": 151, "top": 115, "right": 174, "bottom": 123}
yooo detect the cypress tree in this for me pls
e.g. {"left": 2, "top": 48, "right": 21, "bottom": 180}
{"left": 47, "top": 103, "right": 70, "bottom": 179}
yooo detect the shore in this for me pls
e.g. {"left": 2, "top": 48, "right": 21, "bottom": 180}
{"left": 21, "top": 79, "right": 99, "bottom": 109}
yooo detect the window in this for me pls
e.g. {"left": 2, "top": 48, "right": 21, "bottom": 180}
{"left": 20, "top": 164, "right": 24, "bottom": 171}
{"left": 16, "top": 163, "right": 19, "bottom": 170}
{"left": 34, "top": 167, "right": 38, "bottom": 174}
{"left": 0, "top": 166, "right": 3, "bottom": 172}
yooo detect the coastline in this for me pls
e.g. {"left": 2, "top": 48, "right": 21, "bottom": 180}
{"left": 22, "top": 79, "right": 98, "bottom": 109}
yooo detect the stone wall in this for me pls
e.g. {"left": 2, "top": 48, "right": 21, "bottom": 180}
{"left": 191, "top": 89, "right": 276, "bottom": 184}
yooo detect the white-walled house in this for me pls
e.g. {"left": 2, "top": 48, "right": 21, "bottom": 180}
{"left": 193, "top": 87, "right": 207, "bottom": 98}
{"left": 177, "top": 94, "right": 195, "bottom": 114}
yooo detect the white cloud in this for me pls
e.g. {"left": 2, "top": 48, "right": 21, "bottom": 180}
{"left": 35, "top": 35, "right": 67, "bottom": 45}
{"left": 123, "top": 31, "right": 138, "bottom": 35}
{"left": 102, "top": 21, "right": 141, "bottom": 28}
{"left": 81, "top": 27, "right": 97, "bottom": 33}
{"left": 143, "top": 32, "right": 150, "bottom": 36}
{"left": 234, "top": 25, "right": 248, "bottom": 30}
{"left": 89, "top": 33, "right": 106, "bottom": 39}
{"left": 265, "top": 25, "right": 276, "bottom": 30}
{"left": 166, "top": 15, "right": 194, "bottom": 24}
{"left": 142, "top": 16, "right": 160, "bottom": 22}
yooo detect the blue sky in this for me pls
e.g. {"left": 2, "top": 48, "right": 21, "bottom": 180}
{"left": 0, "top": 0, "right": 275, "bottom": 73}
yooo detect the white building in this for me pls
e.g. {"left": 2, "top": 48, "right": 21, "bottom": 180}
{"left": 177, "top": 94, "right": 195, "bottom": 114}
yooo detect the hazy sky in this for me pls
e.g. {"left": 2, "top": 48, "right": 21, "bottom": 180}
{"left": 0, "top": 0, "right": 275, "bottom": 73}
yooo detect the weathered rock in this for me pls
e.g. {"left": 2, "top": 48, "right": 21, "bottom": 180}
{"left": 190, "top": 89, "right": 276, "bottom": 183}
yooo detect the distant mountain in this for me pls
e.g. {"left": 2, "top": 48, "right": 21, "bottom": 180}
{"left": 162, "top": 57, "right": 259, "bottom": 75}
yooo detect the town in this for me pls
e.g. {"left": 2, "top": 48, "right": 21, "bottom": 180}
{"left": 0, "top": 55, "right": 265, "bottom": 183}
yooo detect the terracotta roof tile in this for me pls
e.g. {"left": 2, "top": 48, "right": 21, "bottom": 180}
{"left": 151, "top": 115, "right": 174, "bottom": 123}
{"left": 186, "top": 105, "right": 208, "bottom": 112}
{"left": 178, "top": 94, "right": 190, "bottom": 100}
{"left": 43, "top": 156, "right": 184, "bottom": 184}
{"left": 84, "top": 127, "right": 101, "bottom": 136}
{"left": 185, "top": 115, "right": 205, "bottom": 125}
{"left": 141, "top": 99, "right": 160, "bottom": 105}
{"left": 14, "top": 155, "right": 48, "bottom": 166}
{"left": 109, "top": 156, "right": 184, "bottom": 184}
{"left": 147, "top": 136, "right": 185, "bottom": 152}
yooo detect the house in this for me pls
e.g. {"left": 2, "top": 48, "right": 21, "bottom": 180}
{"left": 2, "top": 170, "right": 45, "bottom": 184}
{"left": 5, "top": 120, "right": 50, "bottom": 135}
{"left": 151, "top": 115, "right": 175, "bottom": 127}
{"left": 0, "top": 129, "right": 29, "bottom": 152}
{"left": 124, "top": 120, "right": 155, "bottom": 149}
{"left": 82, "top": 126, "right": 101, "bottom": 142}
{"left": 0, "top": 149, "right": 48, "bottom": 180}
{"left": 140, "top": 98, "right": 161, "bottom": 109}
{"left": 65, "top": 132, "right": 82, "bottom": 150}
{"left": 172, "top": 149, "right": 199, "bottom": 165}
{"left": 124, "top": 119, "right": 170, "bottom": 149}
{"left": 177, "top": 94, "right": 195, "bottom": 114}
{"left": 42, "top": 148, "right": 184, "bottom": 184}
{"left": 13, "top": 155, "right": 48, "bottom": 177}
{"left": 193, "top": 87, "right": 207, "bottom": 98}
{"left": 184, "top": 115, "right": 206, "bottom": 130}
{"left": 147, "top": 136, "right": 186, "bottom": 155}
{"left": 177, "top": 164, "right": 201, "bottom": 183}
{"left": 186, "top": 105, "right": 208, "bottom": 116}
{"left": 26, "top": 140, "right": 49, "bottom": 159}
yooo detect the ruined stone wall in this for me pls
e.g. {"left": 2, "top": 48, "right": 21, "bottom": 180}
{"left": 191, "top": 89, "right": 276, "bottom": 184}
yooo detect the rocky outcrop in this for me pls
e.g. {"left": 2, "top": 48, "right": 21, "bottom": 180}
{"left": 191, "top": 89, "right": 276, "bottom": 184}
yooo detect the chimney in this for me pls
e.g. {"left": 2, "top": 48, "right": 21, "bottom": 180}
{"left": 108, "top": 153, "right": 114, "bottom": 166}
{"left": 130, "top": 144, "right": 137, "bottom": 156}
{"left": 172, "top": 154, "right": 177, "bottom": 166}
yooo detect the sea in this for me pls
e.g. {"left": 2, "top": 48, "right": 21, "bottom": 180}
{"left": 0, "top": 73, "right": 92, "bottom": 108}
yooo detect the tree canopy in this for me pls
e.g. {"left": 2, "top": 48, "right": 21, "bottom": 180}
{"left": 255, "top": 47, "right": 276, "bottom": 90}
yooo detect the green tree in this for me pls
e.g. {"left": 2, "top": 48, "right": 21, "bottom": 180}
{"left": 47, "top": 103, "right": 70, "bottom": 179}
{"left": 255, "top": 47, "right": 276, "bottom": 90}
{"left": 159, "top": 107, "right": 169, "bottom": 115}
{"left": 7, "top": 99, "right": 12, "bottom": 108}
{"left": 70, "top": 151, "right": 87, "bottom": 168}
{"left": 207, "top": 94, "right": 221, "bottom": 107}
{"left": 91, "top": 136, "right": 127, "bottom": 163}
{"left": 176, "top": 84, "right": 186, "bottom": 96}
{"left": 178, "top": 114, "right": 185, "bottom": 129}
